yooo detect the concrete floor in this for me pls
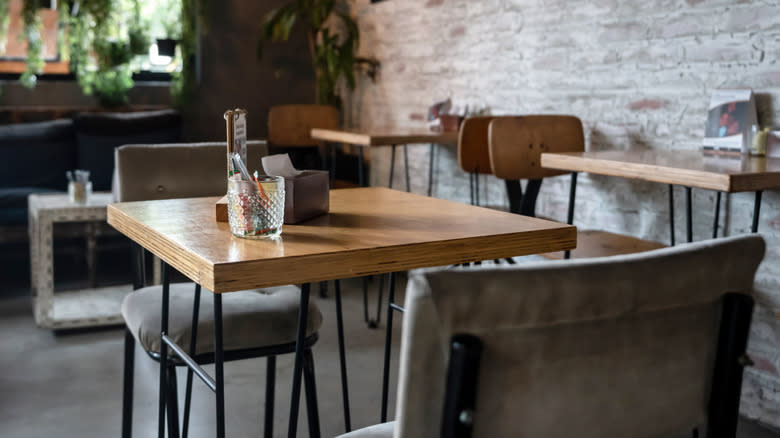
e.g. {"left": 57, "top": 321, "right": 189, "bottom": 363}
{"left": 1, "top": 276, "right": 779, "bottom": 438}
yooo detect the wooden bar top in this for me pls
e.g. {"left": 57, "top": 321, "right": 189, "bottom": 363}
{"left": 541, "top": 150, "right": 780, "bottom": 192}
{"left": 107, "top": 188, "right": 575, "bottom": 293}
{"left": 310, "top": 128, "right": 459, "bottom": 146}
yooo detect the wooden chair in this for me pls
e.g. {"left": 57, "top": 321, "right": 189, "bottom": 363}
{"left": 116, "top": 142, "right": 324, "bottom": 438}
{"left": 339, "top": 234, "right": 764, "bottom": 438}
{"left": 267, "top": 104, "right": 340, "bottom": 172}
{"left": 488, "top": 115, "right": 665, "bottom": 259}
{"left": 457, "top": 116, "right": 495, "bottom": 207}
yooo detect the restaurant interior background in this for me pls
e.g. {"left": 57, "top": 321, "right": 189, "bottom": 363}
{"left": 1, "top": 0, "right": 779, "bottom": 431}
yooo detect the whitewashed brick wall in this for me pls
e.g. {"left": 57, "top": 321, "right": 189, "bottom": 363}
{"left": 347, "top": 0, "right": 780, "bottom": 426}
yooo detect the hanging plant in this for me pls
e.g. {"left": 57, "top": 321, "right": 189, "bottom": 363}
{"left": 258, "top": 0, "right": 379, "bottom": 108}
{"left": 20, "top": 0, "right": 44, "bottom": 88}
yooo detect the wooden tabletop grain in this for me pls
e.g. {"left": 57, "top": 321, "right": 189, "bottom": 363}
{"left": 541, "top": 150, "right": 780, "bottom": 192}
{"left": 310, "top": 128, "right": 459, "bottom": 146}
{"left": 107, "top": 188, "right": 576, "bottom": 292}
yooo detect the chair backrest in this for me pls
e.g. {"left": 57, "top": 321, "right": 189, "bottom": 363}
{"left": 457, "top": 116, "right": 495, "bottom": 175}
{"left": 114, "top": 141, "right": 268, "bottom": 202}
{"left": 394, "top": 235, "right": 765, "bottom": 438}
{"left": 488, "top": 115, "right": 584, "bottom": 180}
{"left": 267, "top": 104, "right": 340, "bottom": 147}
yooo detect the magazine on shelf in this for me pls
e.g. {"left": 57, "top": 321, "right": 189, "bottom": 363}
{"left": 702, "top": 89, "right": 758, "bottom": 154}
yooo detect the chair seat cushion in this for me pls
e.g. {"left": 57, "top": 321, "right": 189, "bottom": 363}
{"left": 121, "top": 283, "right": 322, "bottom": 356}
{"left": 337, "top": 422, "right": 395, "bottom": 438}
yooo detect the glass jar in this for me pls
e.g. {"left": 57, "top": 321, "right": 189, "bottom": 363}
{"left": 226, "top": 176, "right": 285, "bottom": 239}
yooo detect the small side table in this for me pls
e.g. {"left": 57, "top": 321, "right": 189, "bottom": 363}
{"left": 28, "top": 192, "right": 132, "bottom": 329}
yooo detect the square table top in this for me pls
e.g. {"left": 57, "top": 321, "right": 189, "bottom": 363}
{"left": 310, "top": 127, "right": 459, "bottom": 147}
{"left": 107, "top": 188, "right": 576, "bottom": 292}
{"left": 28, "top": 192, "right": 114, "bottom": 214}
{"left": 541, "top": 150, "right": 780, "bottom": 192}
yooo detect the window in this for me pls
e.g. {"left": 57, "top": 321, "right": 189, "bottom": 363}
{"left": 0, "top": 0, "right": 182, "bottom": 79}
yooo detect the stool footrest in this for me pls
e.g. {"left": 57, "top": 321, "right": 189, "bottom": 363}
{"left": 163, "top": 334, "right": 217, "bottom": 392}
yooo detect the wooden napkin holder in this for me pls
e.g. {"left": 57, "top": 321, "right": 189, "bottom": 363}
{"left": 216, "top": 170, "right": 330, "bottom": 224}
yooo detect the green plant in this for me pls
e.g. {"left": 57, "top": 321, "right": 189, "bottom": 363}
{"left": 0, "top": 0, "right": 10, "bottom": 54}
{"left": 258, "top": 0, "right": 378, "bottom": 108}
{"left": 20, "top": 0, "right": 44, "bottom": 88}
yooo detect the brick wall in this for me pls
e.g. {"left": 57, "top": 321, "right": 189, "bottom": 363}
{"left": 347, "top": 0, "right": 780, "bottom": 426}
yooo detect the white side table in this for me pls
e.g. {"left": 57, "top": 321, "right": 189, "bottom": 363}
{"left": 28, "top": 192, "right": 132, "bottom": 329}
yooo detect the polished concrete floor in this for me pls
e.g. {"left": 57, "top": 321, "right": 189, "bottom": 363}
{"left": 1, "top": 276, "right": 779, "bottom": 437}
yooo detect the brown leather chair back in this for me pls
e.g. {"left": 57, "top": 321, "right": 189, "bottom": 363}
{"left": 114, "top": 141, "right": 268, "bottom": 202}
{"left": 457, "top": 116, "right": 494, "bottom": 175}
{"left": 488, "top": 115, "right": 584, "bottom": 180}
{"left": 268, "top": 105, "right": 340, "bottom": 147}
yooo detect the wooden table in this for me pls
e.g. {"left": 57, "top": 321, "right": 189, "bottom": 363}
{"left": 310, "top": 128, "right": 459, "bottom": 194}
{"left": 107, "top": 187, "right": 575, "bottom": 438}
{"left": 541, "top": 150, "right": 780, "bottom": 242}
{"left": 28, "top": 192, "right": 132, "bottom": 329}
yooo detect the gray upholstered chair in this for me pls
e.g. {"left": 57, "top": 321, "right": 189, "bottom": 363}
{"left": 115, "top": 142, "right": 323, "bottom": 438}
{"left": 341, "top": 234, "right": 764, "bottom": 438}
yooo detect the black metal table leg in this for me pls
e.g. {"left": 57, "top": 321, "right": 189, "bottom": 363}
{"left": 333, "top": 280, "right": 352, "bottom": 432}
{"left": 122, "top": 329, "right": 135, "bottom": 438}
{"left": 564, "top": 172, "right": 578, "bottom": 259}
{"left": 427, "top": 143, "right": 435, "bottom": 197}
{"left": 403, "top": 145, "right": 410, "bottom": 192}
{"left": 158, "top": 262, "right": 171, "bottom": 438}
{"left": 686, "top": 187, "right": 693, "bottom": 243}
{"left": 287, "top": 283, "right": 311, "bottom": 438}
{"left": 380, "top": 273, "right": 396, "bottom": 423}
{"left": 182, "top": 284, "right": 201, "bottom": 438}
{"left": 214, "top": 294, "right": 225, "bottom": 438}
{"left": 388, "top": 145, "right": 396, "bottom": 188}
{"left": 752, "top": 190, "right": 762, "bottom": 233}
{"left": 358, "top": 148, "right": 365, "bottom": 187}
{"left": 713, "top": 191, "right": 722, "bottom": 239}
{"left": 669, "top": 184, "right": 676, "bottom": 246}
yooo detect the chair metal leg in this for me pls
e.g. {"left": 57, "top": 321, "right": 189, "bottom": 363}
{"left": 214, "top": 294, "right": 225, "bottom": 438}
{"left": 380, "top": 273, "right": 396, "bottom": 423}
{"left": 520, "top": 179, "right": 543, "bottom": 217}
{"left": 287, "top": 283, "right": 311, "bottom": 438}
{"left": 427, "top": 143, "right": 436, "bottom": 197}
{"left": 158, "top": 262, "right": 171, "bottom": 438}
{"left": 752, "top": 190, "right": 762, "bottom": 233}
{"left": 403, "top": 145, "right": 410, "bottom": 192}
{"left": 474, "top": 172, "right": 480, "bottom": 206}
{"left": 182, "top": 284, "right": 201, "bottom": 438}
{"left": 669, "top": 184, "right": 676, "bottom": 246}
{"left": 318, "top": 281, "right": 328, "bottom": 298}
{"left": 713, "top": 191, "right": 722, "bottom": 239}
{"left": 333, "top": 280, "right": 352, "bottom": 432}
{"left": 388, "top": 145, "right": 396, "bottom": 189}
{"left": 504, "top": 180, "right": 523, "bottom": 214}
{"left": 469, "top": 173, "right": 475, "bottom": 206}
{"left": 303, "top": 349, "right": 321, "bottom": 438}
{"left": 686, "top": 186, "right": 693, "bottom": 242}
{"left": 364, "top": 276, "right": 383, "bottom": 329}
{"left": 564, "top": 172, "right": 578, "bottom": 259}
{"left": 264, "top": 356, "right": 276, "bottom": 438}
{"left": 121, "top": 329, "right": 135, "bottom": 438}
{"left": 166, "top": 364, "right": 181, "bottom": 438}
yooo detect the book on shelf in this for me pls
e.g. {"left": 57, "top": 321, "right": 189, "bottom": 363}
{"left": 702, "top": 89, "right": 758, "bottom": 155}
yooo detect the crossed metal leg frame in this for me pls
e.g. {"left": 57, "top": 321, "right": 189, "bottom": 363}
{"left": 121, "top": 246, "right": 355, "bottom": 438}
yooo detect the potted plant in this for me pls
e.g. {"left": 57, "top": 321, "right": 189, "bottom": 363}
{"left": 257, "top": 0, "right": 379, "bottom": 108}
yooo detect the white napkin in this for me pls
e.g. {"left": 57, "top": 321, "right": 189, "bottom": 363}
{"left": 261, "top": 154, "right": 303, "bottom": 177}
